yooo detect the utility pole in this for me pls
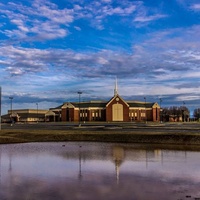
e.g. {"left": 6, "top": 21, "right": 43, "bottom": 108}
{"left": 182, "top": 101, "right": 185, "bottom": 122}
{"left": 144, "top": 97, "right": 147, "bottom": 123}
{"left": 9, "top": 96, "right": 13, "bottom": 125}
{"left": 77, "top": 91, "right": 82, "bottom": 127}
{"left": 159, "top": 98, "right": 162, "bottom": 123}
{"left": 36, "top": 103, "right": 38, "bottom": 123}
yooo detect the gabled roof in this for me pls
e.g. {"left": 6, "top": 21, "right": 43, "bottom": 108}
{"left": 152, "top": 102, "right": 160, "bottom": 108}
{"left": 46, "top": 110, "right": 60, "bottom": 116}
{"left": 106, "top": 94, "right": 129, "bottom": 107}
{"left": 45, "top": 110, "right": 56, "bottom": 116}
{"left": 50, "top": 105, "right": 63, "bottom": 110}
{"left": 61, "top": 102, "right": 75, "bottom": 109}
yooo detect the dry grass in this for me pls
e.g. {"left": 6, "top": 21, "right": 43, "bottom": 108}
{"left": 1, "top": 128, "right": 200, "bottom": 147}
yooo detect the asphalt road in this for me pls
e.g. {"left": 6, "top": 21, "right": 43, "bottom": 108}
{"left": 1, "top": 122, "right": 200, "bottom": 134}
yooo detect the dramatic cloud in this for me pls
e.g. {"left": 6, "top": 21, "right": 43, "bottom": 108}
{"left": 0, "top": 0, "right": 200, "bottom": 115}
{"left": 0, "top": 1, "right": 73, "bottom": 41}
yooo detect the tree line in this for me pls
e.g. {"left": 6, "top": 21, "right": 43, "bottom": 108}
{"left": 161, "top": 106, "right": 190, "bottom": 122}
{"left": 193, "top": 108, "right": 200, "bottom": 120}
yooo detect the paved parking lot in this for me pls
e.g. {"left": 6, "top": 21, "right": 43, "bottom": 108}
{"left": 1, "top": 122, "right": 200, "bottom": 134}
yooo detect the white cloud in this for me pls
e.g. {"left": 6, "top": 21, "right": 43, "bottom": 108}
{"left": 74, "top": 4, "right": 82, "bottom": 11}
{"left": 101, "top": 0, "right": 112, "bottom": 3}
{"left": 30, "top": 21, "right": 68, "bottom": 39}
{"left": 6, "top": 67, "right": 24, "bottom": 75}
{"left": 74, "top": 1, "right": 138, "bottom": 29}
{"left": 0, "top": 0, "right": 166, "bottom": 39}
{"left": 98, "top": 4, "right": 136, "bottom": 16}
{"left": 74, "top": 26, "right": 81, "bottom": 31}
{"left": 1, "top": 21, "right": 200, "bottom": 80}
{"left": 10, "top": 19, "right": 29, "bottom": 32}
{"left": 0, "top": 0, "right": 73, "bottom": 41}
{"left": 134, "top": 14, "right": 167, "bottom": 22}
{"left": 32, "top": 1, "right": 74, "bottom": 24}
{"left": 176, "top": 95, "right": 200, "bottom": 102}
{"left": 97, "top": 57, "right": 109, "bottom": 65}
{"left": 190, "top": 4, "right": 200, "bottom": 10}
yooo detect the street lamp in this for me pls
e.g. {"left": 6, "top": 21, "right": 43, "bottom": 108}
{"left": 159, "top": 98, "right": 162, "bottom": 123}
{"left": 182, "top": 101, "right": 185, "bottom": 122}
{"left": 36, "top": 103, "right": 38, "bottom": 123}
{"left": 9, "top": 97, "right": 13, "bottom": 124}
{"left": 144, "top": 97, "right": 147, "bottom": 123}
{"left": 77, "top": 91, "right": 82, "bottom": 127}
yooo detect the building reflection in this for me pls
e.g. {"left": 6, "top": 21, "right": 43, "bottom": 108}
{"left": 0, "top": 146, "right": 1, "bottom": 181}
{"left": 112, "top": 146, "right": 125, "bottom": 183}
{"left": 9, "top": 149, "right": 12, "bottom": 172}
{"left": 71, "top": 145, "right": 175, "bottom": 183}
{"left": 59, "top": 144, "right": 188, "bottom": 184}
{"left": 112, "top": 146, "right": 165, "bottom": 183}
{"left": 78, "top": 146, "right": 82, "bottom": 180}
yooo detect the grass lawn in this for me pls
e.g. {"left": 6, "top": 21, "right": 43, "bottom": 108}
{"left": 1, "top": 127, "right": 200, "bottom": 150}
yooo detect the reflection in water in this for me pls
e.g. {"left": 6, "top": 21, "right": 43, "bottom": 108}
{"left": 112, "top": 146, "right": 125, "bottom": 183}
{"left": 78, "top": 146, "right": 82, "bottom": 180}
{"left": 0, "top": 146, "right": 1, "bottom": 183}
{"left": 9, "top": 148, "right": 12, "bottom": 172}
{"left": 0, "top": 142, "right": 200, "bottom": 200}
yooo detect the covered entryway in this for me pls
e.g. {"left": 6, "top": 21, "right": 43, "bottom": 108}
{"left": 45, "top": 110, "right": 61, "bottom": 122}
{"left": 112, "top": 103, "right": 123, "bottom": 121}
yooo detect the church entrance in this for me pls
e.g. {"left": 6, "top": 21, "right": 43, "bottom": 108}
{"left": 66, "top": 108, "right": 70, "bottom": 121}
{"left": 112, "top": 103, "right": 123, "bottom": 121}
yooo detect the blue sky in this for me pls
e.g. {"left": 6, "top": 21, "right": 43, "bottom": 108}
{"left": 0, "top": 0, "right": 200, "bottom": 115}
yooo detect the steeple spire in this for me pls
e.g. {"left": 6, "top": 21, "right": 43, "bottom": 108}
{"left": 114, "top": 77, "right": 118, "bottom": 96}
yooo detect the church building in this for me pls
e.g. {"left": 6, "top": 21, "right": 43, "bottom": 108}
{"left": 49, "top": 80, "right": 161, "bottom": 122}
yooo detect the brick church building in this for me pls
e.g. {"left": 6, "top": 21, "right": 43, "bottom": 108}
{"left": 49, "top": 80, "right": 161, "bottom": 122}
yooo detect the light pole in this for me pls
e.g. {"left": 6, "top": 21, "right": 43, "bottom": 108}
{"left": 144, "top": 97, "right": 147, "bottom": 123}
{"left": 159, "top": 98, "right": 162, "bottom": 123}
{"left": 9, "top": 97, "right": 13, "bottom": 124}
{"left": 182, "top": 101, "right": 185, "bottom": 122}
{"left": 77, "top": 91, "right": 82, "bottom": 127}
{"left": 36, "top": 103, "right": 38, "bottom": 123}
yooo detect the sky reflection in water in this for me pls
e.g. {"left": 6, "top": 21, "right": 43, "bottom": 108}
{"left": 0, "top": 142, "right": 200, "bottom": 200}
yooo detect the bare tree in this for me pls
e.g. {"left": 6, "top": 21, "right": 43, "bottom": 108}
{"left": 193, "top": 108, "right": 200, "bottom": 121}
{"left": 162, "top": 106, "right": 190, "bottom": 122}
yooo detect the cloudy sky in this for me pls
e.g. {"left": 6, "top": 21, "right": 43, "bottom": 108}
{"left": 0, "top": 0, "right": 200, "bottom": 115}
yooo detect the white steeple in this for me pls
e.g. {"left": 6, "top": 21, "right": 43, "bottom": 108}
{"left": 114, "top": 77, "right": 118, "bottom": 96}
